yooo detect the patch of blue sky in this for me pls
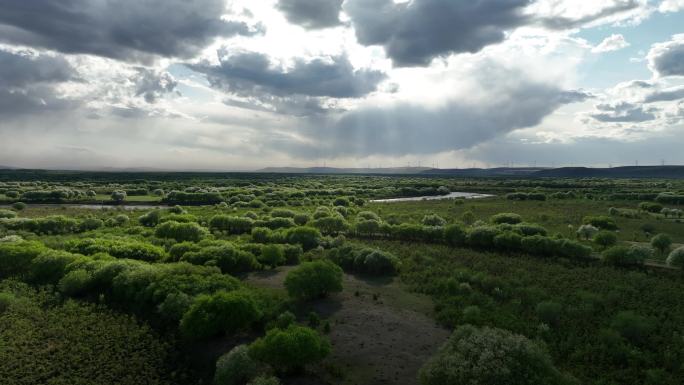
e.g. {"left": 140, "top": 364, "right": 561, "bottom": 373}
{"left": 574, "top": 10, "right": 684, "bottom": 88}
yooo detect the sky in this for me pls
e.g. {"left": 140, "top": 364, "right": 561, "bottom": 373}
{"left": 0, "top": 0, "right": 683, "bottom": 171}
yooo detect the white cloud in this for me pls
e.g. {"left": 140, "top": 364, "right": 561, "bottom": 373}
{"left": 659, "top": 0, "right": 684, "bottom": 12}
{"left": 592, "top": 34, "right": 630, "bottom": 53}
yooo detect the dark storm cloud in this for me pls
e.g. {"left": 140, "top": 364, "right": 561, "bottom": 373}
{"left": 0, "top": 0, "right": 263, "bottom": 62}
{"left": 190, "top": 50, "right": 386, "bottom": 98}
{"left": 0, "top": 49, "right": 76, "bottom": 88}
{"left": 590, "top": 101, "right": 657, "bottom": 122}
{"left": 133, "top": 69, "right": 179, "bottom": 103}
{"left": 0, "top": 49, "right": 79, "bottom": 118}
{"left": 189, "top": 50, "right": 385, "bottom": 115}
{"left": 539, "top": 0, "right": 641, "bottom": 29}
{"left": 344, "top": 0, "right": 532, "bottom": 67}
{"left": 649, "top": 37, "right": 684, "bottom": 77}
{"left": 277, "top": 0, "right": 344, "bottom": 29}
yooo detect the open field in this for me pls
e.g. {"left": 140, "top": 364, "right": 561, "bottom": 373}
{"left": 1, "top": 171, "right": 683, "bottom": 385}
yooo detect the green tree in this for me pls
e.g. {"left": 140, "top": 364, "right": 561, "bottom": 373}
{"left": 110, "top": 191, "right": 127, "bottom": 203}
{"left": 249, "top": 325, "right": 330, "bottom": 373}
{"left": 214, "top": 345, "right": 258, "bottom": 385}
{"left": 651, "top": 233, "right": 672, "bottom": 255}
{"left": 593, "top": 231, "right": 617, "bottom": 250}
{"left": 284, "top": 260, "right": 343, "bottom": 300}
{"left": 667, "top": 246, "right": 684, "bottom": 269}
{"left": 419, "top": 325, "right": 573, "bottom": 385}
{"left": 180, "top": 291, "right": 261, "bottom": 340}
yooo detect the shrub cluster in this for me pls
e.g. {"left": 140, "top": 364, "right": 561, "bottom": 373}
{"left": 506, "top": 192, "right": 547, "bottom": 201}
{"left": 327, "top": 246, "right": 400, "bottom": 276}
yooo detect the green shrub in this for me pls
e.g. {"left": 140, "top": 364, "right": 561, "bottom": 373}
{"left": 154, "top": 221, "right": 206, "bottom": 242}
{"left": 251, "top": 227, "right": 273, "bottom": 243}
{"left": 583, "top": 216, "right": 618, "bottom": 230}
{"left": 29, "top": 250, "right": 81, "bottom": 284}
{"left": 11, "top": 202, "right": 27, "bottom": 210}
{"left": 493, "top": 231, "right": 523, "bottom": 251}
{"left": 421, "top": 214, "right": 446, "bottom": 227}
{"left": 182, "top": 243, "right": 258, "bottom": 274}
{"left": 58, "top": 269, "right": 94, "bottom": 296}
{"left": 650, "top": 233, "right": 672, "bottom": 255}
{"left": 593, "top": 231, "right": 617, "bottom": 249}
{"left": 249, "top": 325, "right": 330, "bottom": 373}
{"left": 0, "top": 209, "right": 16, "bottom": 219}
{"left": 138, "top": 210, "right": 162, "bottom": 227}
{"left": 0, "top": 241, "right": 46, "bottom": 278}
{"left": 271, "top": 209, "right": 296, "bottom": 218}
{"left": 666, "top": 246, "right": 684, "bottom": 269}
{"left": 513, "top": 223, "right": 548, "bottom": 237}
{"left": 180, "top": 291, "right": 261, "bottom": 340}
{"left": 491, "top": 213, "right": 523, "bottom": 225}
{"left": 638, "top": 202, "right": 663, "bottom": 213}
{"left": 312, "top": 215, "right": 348, "bottom": 235}
{"left": 467, "top": 226, "right": 501, "bottom": 249}
{"left": 536, "top": 301, "right": 562, "bottom": 325}
{"left": 260, "top": 244, "right": 285, "bottom": 268}
{"left": 247, "top": 376, "right": 281, "bottom": 385}
{"left": 419, "top": 325, "right": 572, "bottom": 385}
{"left": 602, "top": 245, "right": 650, "bottom": 267}
{"left": 210, "top": 215, "right": 254, "bottom": 235}
{"left": 610, "top": 311, "right": 654, "bottom": 344}
{"left": 293, "top": 213, "right": 310, "bottom": 226}
{"left": 168, "top": 242, "right": 201, "bottom": 261}
{"left": 214, "top": 345, "right": 258, "bottom": 385}
{"left": 284, "top": 260, "right": 343, "bottom": 300}
{"left": 286, "top": 227, "right": 321, "bottom": 251}
{"left": 444, "top": 223, "right": 467, "bottom": 246}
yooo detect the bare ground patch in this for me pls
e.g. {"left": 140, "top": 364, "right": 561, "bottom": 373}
{"left": 246, "top": 267, "right": 449, "bottom": 385}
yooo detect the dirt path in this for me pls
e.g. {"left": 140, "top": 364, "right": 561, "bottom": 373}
{"left": 246, "top": 267, "right": 450, "bottom": 385}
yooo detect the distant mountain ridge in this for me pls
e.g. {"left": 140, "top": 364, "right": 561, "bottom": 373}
{"left": 257, "top": 165, "right": 684, "bottom": 178}
{"left": 257, "top": 166, "right": 433, "bottom": 174}
{"left": 532, "top": 166, "right": 684, "bottom": 178}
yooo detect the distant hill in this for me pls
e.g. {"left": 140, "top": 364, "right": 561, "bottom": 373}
{"left": 532, "top": 166, "right": 684, "bottom": 179}
{"left": 421, "top": 167, "right": 547, "bottom": 177}
{"left": 0, "top": 165, "right": 19, "bottom": 170}
{"left": 257, "top": 166, "right": 433, "bottom": 174}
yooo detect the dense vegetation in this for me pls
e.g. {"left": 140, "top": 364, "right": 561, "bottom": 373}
{"left": 0, "top": 170, "right": 682, "bottom": 384}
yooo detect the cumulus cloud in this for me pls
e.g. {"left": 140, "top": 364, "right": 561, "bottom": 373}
{"left": 276, "top": 0, "right": 344, "bottom": 29}
{"left": 188, "top": 49, "right": 386, "bottom": 114}
{"left": 0, "top": 0, "right": 263, "bottom": 63}
{"left": 592, "top": 34, "right": 630, "bottom": 53}
{"left": 648, "top": 34, "right": 684, "bottom": 77}
{"left": 344, "top": 0, "right": 531, "bottom": 67}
